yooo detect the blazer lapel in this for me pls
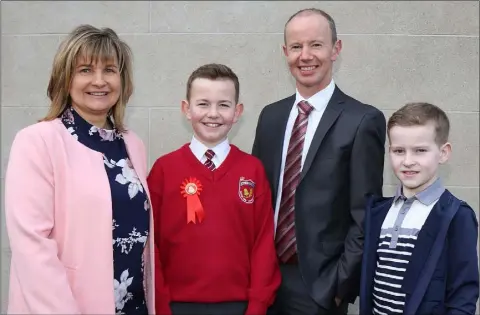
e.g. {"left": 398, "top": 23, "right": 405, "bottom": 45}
{"left": 122, "top": 131, "right": 156, "bottom": 312}
{"left": 365, "top": 199, "right": 392, "bottom": 287}
{"left": 301, "top": 86, "right": 345, "bottom": 179}
{"left": 402, "top": 202, "right": 444, "bottom": 294}
{"left": 271, "top": 95, "right": 296, "bottom": 197}
{"left": 403, "top": 191, "right": 459, "bottom": 314}
{"left": 122, "top": 132, "right": 151, "bottom": 201}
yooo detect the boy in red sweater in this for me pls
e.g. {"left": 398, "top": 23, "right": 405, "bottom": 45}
{"left": 147, "top": 63, "right": 281, "bottom": 315}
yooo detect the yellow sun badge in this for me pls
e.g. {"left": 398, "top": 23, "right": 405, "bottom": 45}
{"left": 238, "top": 177, "right": 255, "bottom": 204}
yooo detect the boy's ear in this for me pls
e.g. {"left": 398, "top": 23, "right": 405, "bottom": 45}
{"left": 233, "top": 103, "right": 244, "bottom": 123}
{"left": 439, "top": 142, "right": 452, "bottom": 164}
{"left": 181, "top": 100, "right": 192, "bottom": 120}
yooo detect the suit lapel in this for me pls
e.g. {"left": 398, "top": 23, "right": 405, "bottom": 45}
{"left": 301, "top": 86, "right": 345, "bottom": 179}
{"left": 271, "top": 95, "right": 296, "bottom": 197}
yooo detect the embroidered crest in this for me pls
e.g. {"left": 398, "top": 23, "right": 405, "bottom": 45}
{"left": 238, "top": 177, "right": 255, "bottom": 204}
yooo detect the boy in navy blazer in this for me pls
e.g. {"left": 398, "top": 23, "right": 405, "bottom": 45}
{"left": 360, "top": 102, "right": 479, "bottom": 315}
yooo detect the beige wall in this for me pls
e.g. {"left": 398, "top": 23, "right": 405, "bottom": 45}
{"left": 1, "top": 1, "right": 478, "bottom": 313}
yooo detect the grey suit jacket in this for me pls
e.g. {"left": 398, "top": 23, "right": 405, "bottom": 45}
{"left": 252, "top": 86, "right": 386, "bottom": 309}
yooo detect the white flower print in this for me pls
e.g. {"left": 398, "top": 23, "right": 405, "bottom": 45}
{"left": 89, "top": 125, "right": 122, "bottom": 141}
{"left": 112, "top": 219, "right": 119, "bottom": 231}
{"left": 114, "top": 269, "right": 134, "bottom": 314}
{"left": 63, "top": 109, "right": 75, "bottom": 125}
{"left": 67, "top": 127, "right": 78, "bottom": 140}
{"left": 103, "top": 155, "right": 116, "bottom": 168}
{"left": 113, "top": 227, "right": 148, "bottom": 254}
{"left": 102, "top": 157, "right": 144, "bottom": 199}
{"left": 115, "top": 158, "right": 144, "bottom": 199}
{"left": 144, "top": 200, "right": 150, "bottom": 212}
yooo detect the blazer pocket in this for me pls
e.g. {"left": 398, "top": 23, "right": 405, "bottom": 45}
{"left": 315, "top": 146, "right": 350, "bottom": 162}
{"left": 62, "top": 257, "right": 79, "bottom": 271}
{"left": 423, "top": 279, "right": 445, "bottom": 302}
{"left": 63, "top": 265, "right": 78, "bottom": 291}
{"left": 321, "top": 241, "right": 344, "bottom": 256}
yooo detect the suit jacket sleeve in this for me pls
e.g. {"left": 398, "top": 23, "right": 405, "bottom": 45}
{"left": 445, "top": 203, "right": 479, "bottom": 315}
{"left": 337, "top": 109, "right": 386, "bottom": 301}
{"left": 147, "top": 160, "right": 172, "bottom": 315}
{"left": 251, "top": 107, "right": 265, "bottom": 159}
{"left": 4, "top": 128, "right": 81, "bottom": 314}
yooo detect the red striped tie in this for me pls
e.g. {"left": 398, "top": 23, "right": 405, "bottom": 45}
{"left": 204, "top": 149, "right": 216, "bottom": 171}
{"left": 275, "top": 100, "right": 314, "bottom": 263}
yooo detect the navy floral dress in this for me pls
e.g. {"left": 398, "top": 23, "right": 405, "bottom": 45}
{"left": 61, "top": 107, "right": 149, "bottom": 315}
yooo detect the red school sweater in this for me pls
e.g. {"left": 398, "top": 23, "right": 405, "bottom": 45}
{"left": 147, "top": 144, "right": 281, "bottom": 315}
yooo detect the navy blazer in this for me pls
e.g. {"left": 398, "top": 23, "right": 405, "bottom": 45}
{"left": 360, "top": 189, "right": 479, "bottom": 315}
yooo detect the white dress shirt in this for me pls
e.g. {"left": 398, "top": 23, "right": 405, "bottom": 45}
{"left": 189, "top": 136, "right": 231, "bottom": 169}
{"left": 273, "top": 79, "right": 336, "bottom": 231}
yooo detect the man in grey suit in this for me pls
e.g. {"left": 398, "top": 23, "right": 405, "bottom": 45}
{"left": 252, "top": 8, "right": 386, "bottom": 315}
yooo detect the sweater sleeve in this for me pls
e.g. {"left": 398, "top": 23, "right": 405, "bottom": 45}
{"left": 4, "top": 128, "right": 81, "bottom": 314}
{"left": 246, "top": 166, "right": 281, "bottom": 315}
{"left": 147, "top": 160, "right": 172, "bottom": 315}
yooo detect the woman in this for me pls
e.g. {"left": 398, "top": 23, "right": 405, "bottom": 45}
{"left": 5, "top": 24, "right": 154, "bottom": 314}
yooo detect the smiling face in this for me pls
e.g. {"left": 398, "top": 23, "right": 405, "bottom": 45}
{"left": 69, "top": 55, "right": 121, "bottom": 126}
{"left": 388, "top": 122, "right": 451, "bottom": 198}
{"left": 182, "top": 78, "right": 243, "bottom": 147}
{"left": 283, "top": 13, "right": 341, "bottom": 98}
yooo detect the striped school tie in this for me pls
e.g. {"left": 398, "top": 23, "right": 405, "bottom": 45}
{"left": 204, "top": 149, "right": 216, "bottom": 171}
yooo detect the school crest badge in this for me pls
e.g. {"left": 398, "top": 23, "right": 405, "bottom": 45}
{"left": 238, "top": 177, "right": 255, "bottom": 204}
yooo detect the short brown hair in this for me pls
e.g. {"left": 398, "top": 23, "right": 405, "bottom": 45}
{"left": 284, "top": 8, "right": 338, "bottom": 45}
{"left": 41, "top": 24, "right": 134, "bottom": 132}
{"left": 186, "top": 63, "right": 240, "bottom": 103}
{"left": 387, "top": 102, "right": 450, "bottom": 145}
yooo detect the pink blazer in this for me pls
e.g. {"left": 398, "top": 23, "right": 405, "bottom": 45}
{"left": 5, "top": 119, "right": 155, "bottom": 314}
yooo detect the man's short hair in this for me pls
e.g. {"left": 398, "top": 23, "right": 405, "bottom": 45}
{"left": 284, "top": 8, "right": 337, "bottom": 44}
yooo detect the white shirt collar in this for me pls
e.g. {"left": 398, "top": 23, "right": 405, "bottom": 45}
{"left": 189, "top": 136, "right": 230, "bottom": 167}
{"left": 294, "top": 78, "right": 335, "bottom": 112}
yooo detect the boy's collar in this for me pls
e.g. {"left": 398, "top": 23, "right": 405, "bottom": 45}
{"left": 189, "top": 136, "right": 230, "bottom": 160}
{"left": 394, "top": 178, "right": 445, "bottom": 206}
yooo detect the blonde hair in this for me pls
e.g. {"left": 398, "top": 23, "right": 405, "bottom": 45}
{"left": 387, "top": 102, "right": 450, "bottom": 146}
{"left": 186, "top": 63, "right": 240, "bottom": 103}
{"left": 41, "top": 24, "right": 133, "bottom": 132}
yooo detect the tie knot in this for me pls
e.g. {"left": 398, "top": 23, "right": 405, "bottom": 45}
{"left": 205, "top": 149, "right": 215, "bottom": 160}
{"left": 298, "top": 100, "right": 314, "bottom": 115}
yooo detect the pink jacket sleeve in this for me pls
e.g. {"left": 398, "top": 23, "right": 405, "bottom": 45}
{"left": 5, "top": 127, "right": 81, "bottom": 314}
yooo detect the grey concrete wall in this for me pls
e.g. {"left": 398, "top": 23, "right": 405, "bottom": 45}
{"left": 1, "top": 1, "right": 478, "bottom": 313}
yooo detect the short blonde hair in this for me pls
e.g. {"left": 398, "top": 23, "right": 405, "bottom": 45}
{"left": 41, "top": 24, "right": 133, "bottom": 132}
{"left": 186, "top": 63, "right": 240, "bottom": 103}
{"left": 387, "top": 102, "right": 450, "bottom": 146}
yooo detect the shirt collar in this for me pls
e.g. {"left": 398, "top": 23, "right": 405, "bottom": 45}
{"left": 294, "top": 78, "right": 335, "bottom": 112}
{"left": 393, "top": 178, "right": 445, "bottom": 205}
{"left": 61, "top": 106, "right": 121, "bottom": 141}
{"left": 189, "top": 136, "right": 230, "bottom": 162}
